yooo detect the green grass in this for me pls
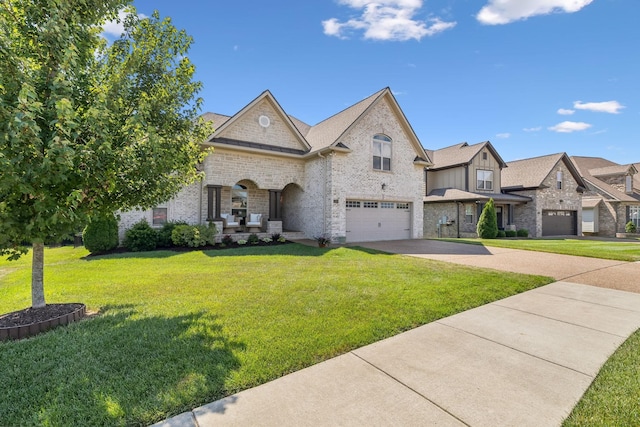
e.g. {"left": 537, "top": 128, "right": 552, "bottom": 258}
{"left": 563, "top": 328, "right": 640, "bottom": 426}
{"left": 0, "top": 244, "right": 551, "bottom": 426}
{"left": 441, "top": 238, "right": 640, "bottom": 262}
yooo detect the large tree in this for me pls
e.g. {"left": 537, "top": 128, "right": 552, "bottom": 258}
{"left": 0, "top": 1, "right": 210, "bottom": 308}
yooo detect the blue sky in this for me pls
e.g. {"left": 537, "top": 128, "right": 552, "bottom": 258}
{"left": 106, "top": 0, "right": 638, "bottom": 164}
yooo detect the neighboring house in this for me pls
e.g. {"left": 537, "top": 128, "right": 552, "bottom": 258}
{"left": 118, "top": 88, "right": 432, "bottom": 243}
{"left": 423, "top": 141, "right": 531, "bottom": 238}
{"left": 570, "top": 156, "right": 640, "bottom": 237}
{"left": 501, "top": 153, "right": 587, "bottom": 237}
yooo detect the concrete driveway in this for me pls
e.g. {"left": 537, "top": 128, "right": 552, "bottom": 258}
{"left": 356, "top": 239, "right": 640, "bottom": 294}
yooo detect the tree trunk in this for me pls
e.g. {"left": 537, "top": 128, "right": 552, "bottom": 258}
{"left": 31, "top": 242, "right": 46, "bottom": 308}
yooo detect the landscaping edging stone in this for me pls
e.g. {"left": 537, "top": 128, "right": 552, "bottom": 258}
{"left": 0, "top": 303, "right": 86, "bottom": 341}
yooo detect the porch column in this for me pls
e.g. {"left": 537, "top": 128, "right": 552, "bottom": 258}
{"left": 508, "top": 205, "right": 514, "bottom": 225}
{"left": 206, "top": 185, "right": 222, "bottom": 221}
{"left": 269, "top": 190, "right": 282, "bottom": 221}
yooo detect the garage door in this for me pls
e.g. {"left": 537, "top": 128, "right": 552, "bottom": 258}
{"left": 542, "top": 210, "right": 577, "bottom": 236}
{"left": 345, "top": 200, "right": 411, "bottom": 242}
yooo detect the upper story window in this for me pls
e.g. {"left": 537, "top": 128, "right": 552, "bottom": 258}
{"left": 557, "top": 171, "right": 563, "bottom": 190}
{"left": 477, "top": 170, "right": 493, "bottom": 190}
{"left": 626, "top": 175, "right": 633, "bottom": 193}
{"left": 373, "top": 134, "right": 392, "bottom": 171}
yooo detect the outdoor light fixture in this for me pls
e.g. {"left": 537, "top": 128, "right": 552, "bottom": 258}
{"left": 382, "top": 183, "right": 387, "bottom": 190}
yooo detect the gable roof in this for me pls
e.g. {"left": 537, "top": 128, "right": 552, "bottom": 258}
{"left": 201, "top": 88, "right": 431, "bottom": 164}
{"left": 205, "top": 90, "right": 312, "bottom": 153}
{"left": 571, "top": 156, "right": 640, "bottom": 202}
{"left": 589, "top": 164, "right": 638, "bottom": 177}
{"left": 502, "top": 152, "right": 586, "bottom": 190}
{"left": 428, "top": 141, "right": 505, "bottom": 170}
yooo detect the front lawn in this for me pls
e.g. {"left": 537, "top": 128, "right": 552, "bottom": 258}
{"left": 564, "top": 328, "right": 640, "bottom": 426}
{"left": 442, "top": 238, "right": 640, "bottom": 262}
{"left": 0, "top": 244, "right": 551, "bottom": 426}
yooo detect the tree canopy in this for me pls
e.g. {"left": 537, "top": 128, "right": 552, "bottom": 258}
{"left": 0, "top": 0, "right": 211, "bottom": 306}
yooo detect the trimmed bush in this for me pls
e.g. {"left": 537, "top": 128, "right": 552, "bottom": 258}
{"left": 497, "top": 230, "right": 506, "bottom": 238}
{"left": 82, "top": 214, "right": 119, "bottom": 253}
{"left": 157, "top": 221, "right": 188, "bottom": 247}
{"left": 505, "top": 230, "right": 517, "bottom": 238}
{"left": 221, "top": 234, "right": 234, "bottom": 246}
{"left": 476, "top": 198, "right": 498, "bottom": 239}
{"left": 516, "top": 228, "right": 529, "bottom": 237}
{"left": 625, "top": 221, "right": 637, "bottom": 233}
{"left": 248, "top": 233, "right": 260, "bottom": 245}
{"left": 123, "top": 219, "right": 158, "bottom": 252}
{"left": 171, "top": 223, "right": 217, "bottom": 247}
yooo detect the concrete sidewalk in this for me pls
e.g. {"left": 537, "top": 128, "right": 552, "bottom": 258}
{"left": 154, "top": 281, "right": 640, "bottom": 427}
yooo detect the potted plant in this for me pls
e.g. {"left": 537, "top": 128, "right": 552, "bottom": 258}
{"left": 314, "top": 234, "right": 331, "bottom": 248}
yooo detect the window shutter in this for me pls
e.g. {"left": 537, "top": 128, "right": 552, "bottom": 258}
{"left": 477, "top": 203, "right": 484, "bottom": 219}
{"left": 626, "top": 205, "right": 631, "bottom": 223}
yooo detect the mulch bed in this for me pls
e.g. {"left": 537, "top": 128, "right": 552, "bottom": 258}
{"left": 0, "top": 303, "right": 84, "bottom": 328}
{"left": 85, "top": 239, "right": 293, "bottom": 257}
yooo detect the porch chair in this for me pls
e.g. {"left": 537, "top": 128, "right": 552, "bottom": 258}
{"left": 220, "top": 213, "right": 240, "bottom": 233}
{"left": 246, "top": 213, "right": 263, "bottom": 232}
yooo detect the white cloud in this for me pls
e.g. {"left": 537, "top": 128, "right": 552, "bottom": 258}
{"left": 573, "top": 100, "right": 625, "bottom": 114}
{"left": 496, "top": 133, "right": 510, "bottom": 139}
{"left": 523, "top": 126, "right": 542, "bottom": 132}
{"left": 548, "top": 121, "right": 592, "bottom": 133}
{"left": 477, "top": 0, "right": 593, "bottom": 25}
{"left": 557, "top": 108, "right": 574, "bottom": 115}
{"left": 322, "top": 0, "right": 456, "bottom": 41}
{"left": 102, "top": 9, "right": 147, "bottom": 38}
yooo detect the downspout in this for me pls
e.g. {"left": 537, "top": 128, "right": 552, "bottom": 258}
{"left": 198, "top": 176, "right": 203, "bottom": 224}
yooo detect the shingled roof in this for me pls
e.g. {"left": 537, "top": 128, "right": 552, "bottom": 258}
{"left": 201, "top": 88, "right": 431, "bottom": 163}
{"left": 428, "top": 141, "right": 506, "bottom": 170}
{"left": 571, "top": 156, "right": 640, "bottom": 202}
{"left": 502, "top": 153, "right": 585, "bottom": 190}
{"left": 424, "top": 188, "right": 530, "bottom": 203}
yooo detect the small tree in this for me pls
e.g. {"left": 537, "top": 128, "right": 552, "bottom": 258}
{"left": 477, "top": 198, "right": 498, "bottom": 239}
{"left": 0, "top": 2, "right": 211, "bottom": 308}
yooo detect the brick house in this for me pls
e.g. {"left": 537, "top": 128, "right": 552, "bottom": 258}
{"left": 501, "top": 153, "right": 587, "bottom": 237}
{"left": 423, "top": 141, "right": 531, "bottom": 238}
{"left": 570, "top": 156, "right": 640, "bottom": 237}
{"left": 118, "top": 88, "right": 432, "bottom": 243}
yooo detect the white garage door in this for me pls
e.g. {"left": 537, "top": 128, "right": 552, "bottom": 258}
{"left": 345, "top": 200, "right": 412, "bottom": 242}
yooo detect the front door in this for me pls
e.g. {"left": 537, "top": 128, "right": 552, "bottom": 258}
{"left": 495, "top": 206, "right": 503, "bottom": 230}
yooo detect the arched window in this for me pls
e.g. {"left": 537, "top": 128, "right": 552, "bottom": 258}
{"left": 373, "top": 134, "right": 392, "bottom": 171}
{"left": 231, "top": 184, "right": 247, "bottom": 221}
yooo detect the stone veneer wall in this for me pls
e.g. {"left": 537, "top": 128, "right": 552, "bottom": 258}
{"left": 509, "top": 160, "right": 582, "bottom": 237}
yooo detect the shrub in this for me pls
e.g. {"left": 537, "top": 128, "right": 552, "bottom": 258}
{"left": 171, "top": 223, "right": 217, "bottom": 247}
{"left": 238, "top": 239, "right": 247, "bottom": 245}
{"left": 626, "top": 221, "right": 637, "bottom": 233}
{"left": 270, "top": 233, "right": 282, "bottom": 241}
{"left": 497, "top": 230, "right": 506, "bottom": 238}
{"left": 248, "top": 233, "right": 260, "bottom": 244}
{"left": 82, "top": 214, "right": 119, "bottom": 253}
{"left": 277, "top": 236, "right": 287, "bottom": 243}
{"left": 476, "top": 198, "right": 498, "bottom": 239}
{"left": 505, "top": 230, "right": 517, "bottom": 238}
{"left": 123, "top": 219, "right": 157, "bottom": 252}
{"left": 157, "top": 221, "right": 188, "bottom": 247}
{"left": 221, "top": 234, "right": 234, "bottom": 245}
{"left": 516, "top": 228, "right": 529, "bottom": 237}
{"left": 262, "top": 237, "right": 272, "bottom": 243}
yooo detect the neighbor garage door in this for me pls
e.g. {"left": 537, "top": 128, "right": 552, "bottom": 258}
{"left": 542, "top": 210, "right": 577, "bottom": 236}
{"left": 345, "top": 200, "right": 411, "bottom": 242}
